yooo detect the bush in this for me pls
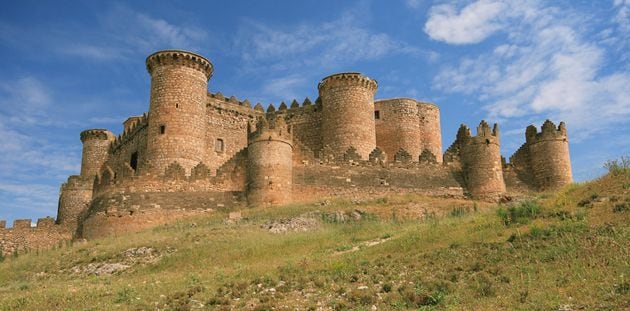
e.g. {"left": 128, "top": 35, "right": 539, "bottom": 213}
{"left": 449, "top": 206, "right": 469, "bottom": 217}
{"left": 603, "top": 156, "right": 630, "bottom": 175}
{"left": 497, "top": 201, "right": 542, "bottom": 226}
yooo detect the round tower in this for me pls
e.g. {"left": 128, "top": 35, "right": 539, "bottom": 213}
{"left": 417, "top": 101, "right": 443, "bottom": 163}
{"left": 374, "top": 98, "right": 421, "bottom": 161}
{"left": 318, "top": 72, "right": 378, "bottom": 159}
{"left": 145, "top": 50, "right": 213, "bottom": 175}
{"left": 80, "top": 129, "right": 115, "bottom": 179}
{"left": 460, "top": 121, "right": 506, "bottom": 200}
{"left": 56, "top": 175, "right": 93, "bottom": 234}
{"left": 247, "top": 116, "right": 293, "bottom": 207}
{"left": 527, "top": 120, "right": 572, "bottom": 190}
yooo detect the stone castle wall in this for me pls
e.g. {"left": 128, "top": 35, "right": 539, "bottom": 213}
{"left": 205, "top": 94, "right": 258, "bottom": 173}
{"left": 0, "top": 218, "right": 72, "bottom": 256}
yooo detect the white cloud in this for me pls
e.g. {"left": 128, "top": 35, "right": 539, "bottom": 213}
{"left": 429, "top": 0, "right": 630, "bottom": 142}
{"left": 424, "top": 0, "right": 506, "bottom": 44}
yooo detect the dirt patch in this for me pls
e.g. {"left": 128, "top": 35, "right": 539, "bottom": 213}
{"left": 263, "top": 213, "right": 320, "bottom": 234}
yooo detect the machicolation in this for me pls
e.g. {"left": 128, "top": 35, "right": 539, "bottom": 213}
{"left": 0, "top": 49, "right": 573, "bottom": 255}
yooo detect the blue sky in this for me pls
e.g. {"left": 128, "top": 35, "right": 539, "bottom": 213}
{"left": 0, "top": 0, "right": 628, "bottom": 223}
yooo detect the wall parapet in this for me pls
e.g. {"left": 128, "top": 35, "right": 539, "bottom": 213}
{"left": 146, "top": 50, "right": 214, "bottom": 80}
{"left": 110, "top": 113, "right": 148, "bottom": 152}
{"left": 0, "top": 217, "right": 58, "bottom": 230}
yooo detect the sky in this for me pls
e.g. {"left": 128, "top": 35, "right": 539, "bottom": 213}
{"left": 0, "top": 0, "right": 628, "bottom": 224}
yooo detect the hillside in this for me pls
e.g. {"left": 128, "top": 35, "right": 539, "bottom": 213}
{"left": 0, "top": 171, "right": 628, "bottom": 310}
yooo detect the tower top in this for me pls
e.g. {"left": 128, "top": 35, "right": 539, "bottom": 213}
{"left": 146, "top": 50, "right": 214, "bottom": 80}
{"left": 80, "top": 129, "right": 114, "bottom": 143}
{"left": 317, "top": 72, "right": 378, "bottom": 93}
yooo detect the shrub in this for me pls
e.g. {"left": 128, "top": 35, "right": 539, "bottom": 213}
{"left": 603, "top": 156, "right": 630, "bottom": 175}
{"left": 497, "top": 201, "right": 542, "bottom": 226}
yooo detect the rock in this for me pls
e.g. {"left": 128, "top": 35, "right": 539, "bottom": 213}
{"left": 264, "top": 214, "right": 319, "bottom": 233}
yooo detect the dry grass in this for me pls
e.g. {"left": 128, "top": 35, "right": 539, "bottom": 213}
{"left": 0, "top": 171, "right": 628, "bottom": 310}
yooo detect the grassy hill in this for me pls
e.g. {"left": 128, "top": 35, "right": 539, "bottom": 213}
{"left": 0, "top": 170, "right": 628, "bottom": 310}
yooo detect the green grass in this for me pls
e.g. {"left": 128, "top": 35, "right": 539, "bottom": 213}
{"left": 1, "top": 172, "right": 629, "bottom": 310}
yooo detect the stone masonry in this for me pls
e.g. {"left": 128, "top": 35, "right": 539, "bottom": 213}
{"left": 0, "top": 49, "right": 573, "bottom": 253}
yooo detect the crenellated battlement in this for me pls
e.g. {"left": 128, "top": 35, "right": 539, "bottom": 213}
{"left": 80, "top": 128, "right": 115, "bottom": 143}
{"left": 110, "top": 114, "right": 148, "bottom": 152}
{"left": 467, "top": 120, "right": 500, "bottom": 145}
{"left": 248, "top": 115, "right": 293, "bottom": 147}
{"left": 317, "top": 72, "right": 378, "bottom": 93}
{"left": 60, "top": 175, "right": 93, "bottom": 191}
{"left": 146, "top": 50, "right": 213, "bottom": 80}
{"left": 526, "top": 119, "right": 567, "bottom": 144}
{"left": 0, "top": 217, "right": 56, "bottom": 230}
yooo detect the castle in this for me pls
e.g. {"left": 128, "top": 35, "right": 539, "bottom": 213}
{"left": 0, "top": 50, "right": 573, "bottom": 255}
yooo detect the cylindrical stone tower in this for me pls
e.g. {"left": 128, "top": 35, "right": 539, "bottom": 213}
{"left": 417, "top": 102, "right": 443, "bottom": 163}
{"left": 247, "top": 116, "right": 293, "bottom": 207}
{"left": 374, "top": 98, "right": 421, "bottom": 161}
{"left": 56, "top": 175, "right": 93, "bottom": 233}
{"left": 460, "top": 121, "right": 506, "bottom": 200}
{"left": 145, "top": 50, "right": 213, "bottom": 175}
{"left": 527, "top": 120, "right": 572, "bottom": 190}
{"left": 318, "top": 72, "right": 378, "bottom": 159}
{"left": 80, "top": 129, "right": 115, "bottom": 179}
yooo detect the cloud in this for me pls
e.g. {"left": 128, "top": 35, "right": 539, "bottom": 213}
{"left": 49, "top": 4, "right": 208, "bottom": 61}
{"left": 261, "top": 75, "right": 308, "bottom": 103}
{"left": 429, "top": 0, "right": 630, "bottom": 142}
{"left": 236, "top": 7, "right": 419, "bottom": 70}
{"left": 424, "top": 0, "right": 506, "bottom": 44}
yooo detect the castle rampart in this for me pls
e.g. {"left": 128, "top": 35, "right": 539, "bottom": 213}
{"left": 319, "top": 72, "right": 378, "bottom": 159}
{"left": 0, "top": 217, "right": 72, "bottom": 256}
